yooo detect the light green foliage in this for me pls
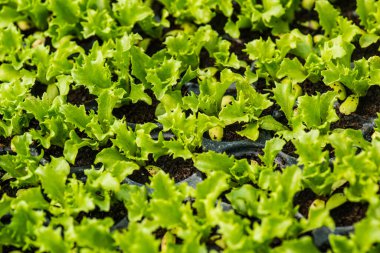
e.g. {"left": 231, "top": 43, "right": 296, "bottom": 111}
{"left": 1, "top": 0, "right": 380, "bottom": 251}
{"left": 297, "top": 91, "right": 339, "bottom": 132}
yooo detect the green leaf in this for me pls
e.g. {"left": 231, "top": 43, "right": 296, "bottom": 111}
{"left": 330, "top": 235, "right": 356, "bottom": 253}
{"left": 74, "top": 217, "right": 115, "bottom": 250}
{"left": 259, "top": 137, "right": 286, "bottom": 168}
{"left": 81, "top": 9, "right": 116, "bottom": 40}
{"left": 277, "top": 58, "right": 307, "bottom": 84}
{"left": 194, "top": 171, "right": 230, "bottom": 217}
{"left": 237, "top": 122, "right": 259, "bottom": 141}
{"left": 35, "top": 226, "right": 70, "bottom": 252}
{"left": 298, "top": 91, "right": 339, "bottom": 131}
{"left": 224, "top": 19, "right": 240, "bottom": 38}
{"left": 60, "top": 103, "right": 90, "bottom": 131}
{"left": 326, "top": 193, "right": 347, "bottom": 210}
{"left": 35, "top": 157, "right": 70, "bottom": 203}
{"left": 112, "top": 0, "right": 153, "bottom": 27}
{"left": 273, "top": 237, "right": 320, "bottom": 253}
{"left": 114, "top": 222, "right": 159, "bottom": 253}
{"left": 49, "top": 0, "right": 80, "bottom": 24}
{"left": 293, "top": 129, "right": 327, "bottom": 165}
{"left": 64, "top": 130, "right": 96, "bottom": 164}
{"left": 130, "top": 45, "right": 153, "bottom": 84}
{"left": 71, "top": 43, "right": 113, "bottom": 93}
{"left": 194, "top": 151, "right": 235, "bottom": 175}
{"left": 95, "top": 147, "right": 140, "bottom": 181}
{"left": 352, "top": 201, "right": 380, "bottom": 252}
{"left": 315, "top": 0, "right": 340, "bottom": 37}
{"left": 13, "top": 187, "right": 49, "bottom": 210}
{"left": 116, "top": 184, "right": 148, "bottom": 222}
{"left": 146, "top": 57, "right": 182, "bottom": 100}
{"left": 0, "top": 24, "right": 22, "bottom": 61}
{"left": 97, "top": 88, "right": 125, "bottom": 125}
{"left": 259, "top": 115, "right": 288, "bottom": 131}
{"left": 226, "top": 184, "right": 262, "bottom": 217}
{"left": 272, "top": 82, "right": 296, "bottom": 122}
{"left": 245, "top": 38, "right": 276, "bottom": 61}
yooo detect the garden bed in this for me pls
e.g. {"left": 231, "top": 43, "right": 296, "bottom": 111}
{"left": 1, "top": 0, "right": 380, "bottom": 252}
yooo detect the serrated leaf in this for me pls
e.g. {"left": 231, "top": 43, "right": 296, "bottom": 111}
{"left": 71, "top": 44, "right": 113, "bottom": 92}
{"left": 259, "top": 137, "right": 285, "bottom": 168}
{"left": 315, "top": 0, "right": 340, "bottom": 37}
{"left": 277, "top": 58, "right": 307, "bottom": 84}
{"left": 237, "top": 122, "right": 259, "bottom": 141}
{"left": 326, "top": 193, "right": 347, "bottom": 210}
{"left": 259, "top": 115, "right": 288, "bottom": 131}
{"left": 194, "top": 151, "right": 235, "bottom": 175}
{"left": 298, "top": 91, "right": 339, "bottom": 131}
{"left": 35, "top": 157, "right": 70, "bottom": 203}
{"left": 272, "top": 82, "right": 296, "bottom": 122}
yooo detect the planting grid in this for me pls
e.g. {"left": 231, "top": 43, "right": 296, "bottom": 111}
{"left": 1, "top": 0, "right": 380, "bottom": 252}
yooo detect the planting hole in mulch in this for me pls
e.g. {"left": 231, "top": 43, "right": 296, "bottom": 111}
{"left": 205, "top": 123, "right": 247, "bottom": 142}
{"left": 113, "top": 90, "right": 159, "bottom": 124}
{"left": 128, "top": 155, "right": 198, "bottom": 184}
{"left": 293, "top": 188, "right": 368, "bottom": 227}
{"left": 67, "top": 86, "right": 97, "bottom": 107}
{"left": 332, "top": 86, "right": 380, "bottom": 132}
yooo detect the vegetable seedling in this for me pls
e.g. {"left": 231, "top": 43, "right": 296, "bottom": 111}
{"left": 221, "top": 95, "right": 234, "bottom": 108}
{"left": 329, "top": 82, "right": 347, "bottom": 100}
{"left": 339, "top": 95, "right": 359, "bottom": 115}
{"left": 209, "top": 126, "right": 224, "bottom": 141}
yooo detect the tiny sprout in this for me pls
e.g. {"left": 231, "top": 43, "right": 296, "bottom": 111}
{"left": 221, "top": 95, "right": 234, "bottom": 108}
{"left": 292, "top": 83, "right": 303, "bottom": 98}
{"left": 32, "top": 38, "right": 45, "bottom": 48}
{"left": 146, "top": 165, "right": 161, "bottom": 176}
{"left": 46, "top": 84, "right": 59, "bottom": 102}
{"left": 329, "top": 82, "right": 346, "bottom": 100}
{"left": 310, "top": 199, "right": 325, "bottom": 210}
{"left": 339, "top": 95, "right": 359, "bottom": 115}
{"left": 17, "top": 21, "right": 31, "bottom": 31}
{"left": 302, "top": 0, "right": 315, "bottom": 10}
{"left": 301, "top": 20, "right": 320, "bottom": 30}
{"left": 326, "top": 193, "right": 347, "bottom": 210}
{"left": 250, "top": 160, "right": 259, "bottom": 166}
{"left": 293, "top": 108, "right": 299, "bottom": 116}
{"left": 161, "top": 231, "right": 176, "bottom": 252}
{"left": 372, "top": 131, "right": 380, "bottom": 140}
{"left": 313, "top": 34, "right": 324, "bottom": 44}
{"left": 209, "top": 126, "right": 224, "bottom": 141}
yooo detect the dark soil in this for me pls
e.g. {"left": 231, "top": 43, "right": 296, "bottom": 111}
{"left": 352, "top": 41, "right": 380, "bottom": 61}
{"left": 76, "top": 200, "right": 126, "bottom": 224}
{"left": 113, "top": 90, "right": 159, "bottom": 124}
{"left": 292, "top": 5, "right": 321, "bottom": 36}
{"left": 293, "top": 188, "right": 368, "bottom": 227}
{"left": 204, "top": 122, "right": 249, "bottom": 142}
{"left": 332, "top": 85, "right": 380, "bottom": 131}
{"left": 43, "top": 144, "right": 99, "bottom": 167}
{"left": 331, "top": 201, "right": 368, "bottom": 227}
{"left": 30, "top": 81, "right": 47, "bottom": 98}
{"left": 282, "top": 141, "right": 298, "bottom": 158}
{"left": 0, "top": 136, "right": 12, "bottom": 149}
{"left": 67, "top": 86, "right": 97, "bottom": 107}
{"left": 112, "top": 100, "right": 158, "bottom": 123}
{"left": 222, "top": 123, "right": 246, "bottom": 141}
{"left": 199, "top": 48, "right": 216, "bottom": 69}
{"left": 357, "top": 86, "right": 380, "bottom": 118}
{"left": 0, "top": 171, "right": 18, "bottom": 198}
{"left": 75, "top": 146, "right": 98, "bottom": 167}
{"left": 300, "top": 80, "right": 333, "bottom": 96}
{"left": 43, "top": 145, "right": 64, "bottom": 160}
{"left": 128, "top": 156, "right": 197, "bottom": 184}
